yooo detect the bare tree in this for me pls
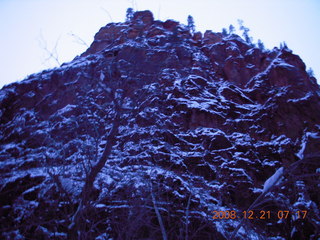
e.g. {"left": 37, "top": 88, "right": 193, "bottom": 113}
{"left": 67, "top": 89, "right": 124, "bottom": 239}
{"left": 38, "top": 31, "right": 61, "bottom": 66}
{"left": 68, "top": 32, "right": 89, "bottom": 48}
{"left": 100, "top": 7, "right": 113, "bottom": 22}
{"left": 185, "top": 194, "right": 192, "bottom": 240}
{"left": 150, "top": 181, "right": 168, "bottom": 240}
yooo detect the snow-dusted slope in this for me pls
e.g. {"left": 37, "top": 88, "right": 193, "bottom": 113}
{"left": 0, "top": 10, "right": 319, "bottom": 239}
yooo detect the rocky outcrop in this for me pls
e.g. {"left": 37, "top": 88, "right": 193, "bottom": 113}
{"left": 0, "top": 10, "right": 319, "bottom": 240}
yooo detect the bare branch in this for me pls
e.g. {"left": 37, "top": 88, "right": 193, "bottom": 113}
{"left": 100, "top": 7, "right": 113, "bottom": 22}
{"left": 150, "top": 181, "right": 167, "bottom": 240}
{"left": 38, "top": 31, "right": 61, "bottom": 66}
{"left": 185, "top": 194, "right": 191, "bottom": 240}
{"left": 68, "top": 91, "right": 123, "bottom": 239}
{"left": 68, "top": 32, "right": 89, "bottom": 48}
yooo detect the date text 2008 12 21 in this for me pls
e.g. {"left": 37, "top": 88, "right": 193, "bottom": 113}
{"left": 211, "top": 210, "right": 308, "bottom": 220}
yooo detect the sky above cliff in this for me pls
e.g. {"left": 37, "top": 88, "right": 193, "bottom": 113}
{"left": 0, "top": 0, "right": 319, "bottom": 88}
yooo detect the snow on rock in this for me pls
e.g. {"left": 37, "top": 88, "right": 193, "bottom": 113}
{"left": 263, "top": 167, "right": 284, "bottom": 193}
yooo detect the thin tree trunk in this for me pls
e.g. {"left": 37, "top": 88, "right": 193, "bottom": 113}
{"left": 150, "top": 184, "right": 167, "bottom": 240}
{"left": 185, "top": 194, "right": 191, "bottom": 240}
{"left": 68, "top": 101, "right": 121, "bottom": 239}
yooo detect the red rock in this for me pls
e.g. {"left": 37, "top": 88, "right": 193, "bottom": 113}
{"left": 192, "top": 31, "right": 202, "bottom": 41}
{"left": 203, "top": 30, "right": 223, "bottom": 44}
{"left": 223, "top": 56, "right": 250, "bottom": 86}
{"left": 126, "top": 28, "right": 140, "bottom": 39}
{"left": 146, "top": 26, "right": 165, "bottom": 38}
{"left": 132, "top": 10, "right": 154, "bottom": 25}
{"left": 163, "top": 19, "right": 179, "bottom": 31}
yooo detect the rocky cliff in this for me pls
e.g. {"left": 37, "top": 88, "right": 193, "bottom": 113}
{"left": 0, "top": 10, "right": 319, "bottom": 239}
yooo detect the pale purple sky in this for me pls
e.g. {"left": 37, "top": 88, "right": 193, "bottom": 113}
{"left": 0, "top": 0, "right": 319, "bottom": 88}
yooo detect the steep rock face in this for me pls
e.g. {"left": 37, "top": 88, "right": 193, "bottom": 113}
{"left": 0, "top": 10, "right": 320, "bottom": 239}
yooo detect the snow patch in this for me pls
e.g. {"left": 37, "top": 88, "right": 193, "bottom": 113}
{"left": 263, "top": 167, "right": 284, "bottom": 193}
